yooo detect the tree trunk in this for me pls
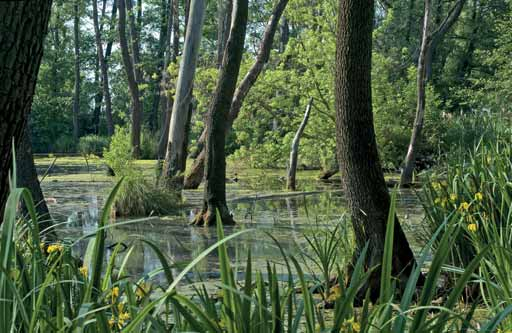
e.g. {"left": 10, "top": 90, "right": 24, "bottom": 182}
{"left": 335, "top": 0, "right": 419, "bottom": 301}
{"left": 184, "top": 0, "right": 289, "bottom": 189}
{"left": 118, "top": 0, "right": 143, "bottom": 157}
{"left": 401, "top": 0, "right": 465, "bottom": 185}
{"left": 216, "top": 0, "right": 233, "bottom": 68}
{"left": 162, "top": 0, "right": 206, "bottom": 189}
{"left": 192, "top": 0, "right": 248, "bottom": 226}
{"left": 73, "top": 0, "right": 81, "bottom": 143}
{"left": 93, "top": 0, "right": 115, "bottom": 137}
{"left": 287, "top": 98, "right": 313, "bottom": 191}
{"left": 149, "top": 0, "right": 170, "bottom": 132}
{"left": 400, "top": 0, "right": 431, "bottom": 186}
{"left": 16, "top": 124, "right": 52, "bottom": 231}
{"left": 0, "top": 1, "right": 53, "bottom": 221}
{"left": 157, "top": 0, "right": 180, "bottom": 159}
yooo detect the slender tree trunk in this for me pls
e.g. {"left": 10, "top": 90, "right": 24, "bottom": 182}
{"left": 335, "top": 0, "right": 419, "bottom": 301}
{"left": 162, "top": 0, "right": 206, "bottom": 189}
{"left": 16, "top": 124, "right": 52, "bottom": 231}
{"left": 192, "top": 0, "right": 248, "bottom": 226}
{"left": 401, "top": 0, "right": 465, "bottom": 185}
{"left": 93, "top": 59, "right": 102, "bottom": 134}
{"left": 93, "top": 0, "right": 115, "bottom": 137}
{"left": 149, "top": 0, "right": 170, "bottom": 132}
{"left": 119, "top": 0, "right": 143, "bottom": 157}
{"left": 73, "top": 0, "right": 81, "bottom": 143}
{"left": 287, "top": 98, "right": 313, "bottom": 191}
{"left": 158, "top": 0, "right": 180, "bottom": 159}
{"left": 401, "top": 0, "right": 430, "bottom": 186}
{"left": 184, "top": 0, "right": 289, "bottom": 189}
{"left": 0, "top": 1, "right": 53, "bottom": 221}
{"left": 216, "top": 0, "right": 233, "bottom": 68}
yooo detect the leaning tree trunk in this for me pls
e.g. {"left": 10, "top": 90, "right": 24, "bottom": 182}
{"left": 216, "top": 0, "right": 233, "bottom": 68}
{"left": 0, "top": 1, "right": 53, "bottom": 221}
{"left": 162, "top": 0, "right": 206, "bottom": 190}
{"left": 72, "top": 0, "right": 81, "bottom": 143}
{"left": 401, "top": 0, "right": 431, "bottom": 186}
{"left": 401, "top": 0, "right": 465, "bottom": 185}
{"left": 335, "top": 0, "right": 419, "bottom": 301}
{"left": 93, "top": 0, "right": 115, "bottom": 137}
{"left": 16, "top": 124, "right": 52, "bottom": 231}
{"left": 192, "top": 0, "right": 248, "bottom": 226}
{"left": 287, "top": 98, "right": 313, "bottom": 191}
{"left": 118, "top": 0, "right": 143, "bottom": 158}
{"left": 184, "top": 0, "right": 289, "bottom": 189}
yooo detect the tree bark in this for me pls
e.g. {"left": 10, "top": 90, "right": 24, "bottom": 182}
{"left": 216, "top": 0, "right": 233, "bottom": 68}
{"left": 335, "top": 0, "right": 419, "bottom": 301}
{"left": 72, "top": 0, "right": 81, "bottom": 143}
{"left": 161, "top": 0, "right": 206, "bottom": 189}
{"left": 400, "top": 0, "right": 431, "bottom": 186}
{"left": 287, "top": 98, "right": 313, "bottom": 191}
{"left": 149, "top": 0, "right": 170, "bottom": 132}
{"left": 93, "top": 0, "right": 115, "bottom": 137}
{"left": 184, "top": 0, "right": 289, "bottom": 189}
{"left": 401, "top": 0, "right": 465, "bottom": 185}
{"left": 192, "top": 0, "right": 248, "bottom": 226}
{"left": 0, "top": 1, "right": 53, "bottom": 221}
{"left": 16, "top": 124, "right": 52, "bottom": 231}
{"left": 118, "top": 0, "right": 143, "bottom": 158}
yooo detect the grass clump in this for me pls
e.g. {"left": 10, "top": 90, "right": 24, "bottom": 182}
{"left": 103, "top": 126, "right": 177, "bottom": 217}
{"left": 78, "top": 134, "right": 110, "bottom": 156}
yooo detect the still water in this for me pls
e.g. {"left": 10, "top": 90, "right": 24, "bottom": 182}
{"left": 39, "top": 161, "right": 425, "bottom": 284}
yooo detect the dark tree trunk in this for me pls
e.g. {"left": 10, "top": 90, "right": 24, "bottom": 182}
{"left": 16, "top": 124, "right": 52, "bottom": 231}
{"left": 93, "top": 59, "right": 102, "bottom": 134}
{"left": 287, "top": 98, "right": 312, "bottom": 191}
{"left": 162, "top": 0, "right": 206, "bottom": 190}
{"left": 0, "top": 1, "right": 53, "bottom": 221}
{"left": 118, "top": 0, "right": 143, "bottom": 158}
{"left": 73, "top": 0, "right": 81, "bottom": 143}
{"left": 93, "top": 0, "right": 115, "bottom": 137}
{"left": 216, "top": 0, "right": 233, "bottom": 68}
{"left": 279, "top": 17, "right": 289, "bottom": 53}
{"left": 334, "top": 0, "right": 419, "bottom": 301}
{"left": 149, "top": 0, "right": 170, "bottom": 132}
{"left": 192, "top": 0, "right": 248, "bottom": 226}
{"left": 184, "top": 0, "right": 289, "bottom": 189}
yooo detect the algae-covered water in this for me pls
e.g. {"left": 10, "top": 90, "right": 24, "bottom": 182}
{"left": 36, "top": 156, "right": 425, "bottom": 283}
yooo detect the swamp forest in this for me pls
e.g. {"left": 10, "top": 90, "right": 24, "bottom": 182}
{"left": 1, "top": 0, "right": 512, "bottom": 331}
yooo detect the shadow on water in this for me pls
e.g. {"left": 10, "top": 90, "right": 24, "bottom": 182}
{"left": 39, "top": 162, "right": 425, "bottom": 284}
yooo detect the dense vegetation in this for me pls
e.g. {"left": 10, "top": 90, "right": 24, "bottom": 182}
{"left": 2, "top": 0, "right": 512, "bottom": 331}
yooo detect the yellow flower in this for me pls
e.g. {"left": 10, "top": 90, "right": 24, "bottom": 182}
{"left": 441, "top": 198, "right": 447, "bottom": 208}
{"left": 434, "top": 197, "right": 441, "bottom": 204}
{"left": 432, "top": 182, "right": 441, "bottom": 190}
{"left": 475, "top": 192, "right": 484, "bottom": 201}
{"left": 79, "top": 266, "right": 88, "bottom": 278}
{"left": 108, "top": 316, "right": 115, "bottom": 328}
{"left": 119, "top": 311, "right": 130, "bottom": 321}
{"left": 47, "top": 243, "right": 63, "bottom": 254}
{"left": 468, "top": 223, "right": 478, "bottom": 232}
{"left": 459, "top": 202, "right": 470, "bottom": 211}
{"left": 450, "top": 193, "right": 457, "bottom": 202}
{"left": 352, "top": 322, "right": 361, "bottom": 332}
{"left": 111, "top": 286, "right": 120, "bottom": 301}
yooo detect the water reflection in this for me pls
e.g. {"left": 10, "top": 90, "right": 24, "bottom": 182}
{"left": 43, "top": 173, "right": 424, "bottom": 284}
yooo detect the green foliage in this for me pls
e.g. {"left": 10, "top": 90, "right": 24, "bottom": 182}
{"left": 103, "top": 126, "right": 134, "bottom": 177}
{"left": 103, "top": 126, "right": 176, "bottom": 216}
{"left": 78, "top": 134, "right": 110, "bottom": 156}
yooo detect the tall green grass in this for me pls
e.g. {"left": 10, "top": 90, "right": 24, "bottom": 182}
{"left": 2, "top": 164, "right": 512, "bottom": 331}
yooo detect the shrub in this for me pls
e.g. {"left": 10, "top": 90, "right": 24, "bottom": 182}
{"left": 103, "top": 126, "right": 134, "bottom": 177}
{"left": 78, "top": 134, "right": 110, "bottom": 156}
{"left": 114, "top": 176, "right": 179, "bottom": 216}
